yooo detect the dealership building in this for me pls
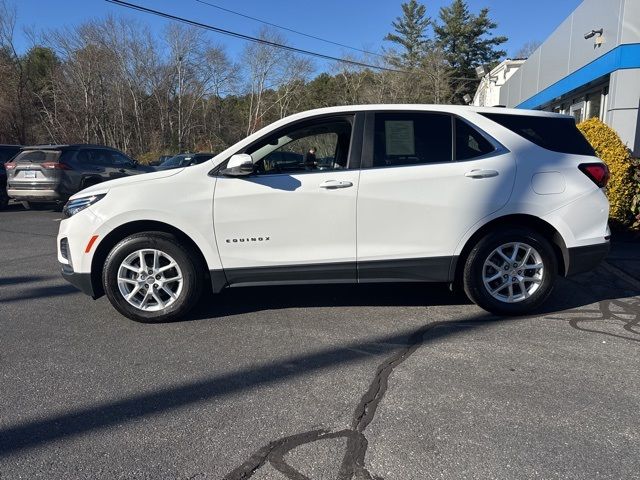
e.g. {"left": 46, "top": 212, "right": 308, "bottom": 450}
{"left": 473, "top": 0, "right": 640, "bottom": 156}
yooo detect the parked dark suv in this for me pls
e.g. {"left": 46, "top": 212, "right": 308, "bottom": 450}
{"left": 0, "top": 145, "right": 21, "bottom": 210}
{"left": 6, "top": 144, "right": 153, "bottom": 206}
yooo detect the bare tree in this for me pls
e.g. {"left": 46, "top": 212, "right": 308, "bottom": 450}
{"left": 514, "top": 40, "right": 541, "bottom": 59}
{"left": 243, "top": 27, "right": 313, "bottom": 135}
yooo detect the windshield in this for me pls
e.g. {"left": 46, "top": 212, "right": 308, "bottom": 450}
{"left": 160, "top": 155, "right": 191, "bottom": 168}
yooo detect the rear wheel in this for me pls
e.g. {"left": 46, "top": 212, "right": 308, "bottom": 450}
{"left": 103, "top": 232, "right": 204, "bottom": 322}
{"left": 463, "top": 228, "right": 557, "bottom": 316}
{"left": 0, "top": 191, "right": 8, "bottom": 210}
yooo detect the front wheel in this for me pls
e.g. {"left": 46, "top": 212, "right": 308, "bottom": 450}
{"left": 463, "top": 228, "right": 557, "bottom": 316}
{"left": 103, "top": 232, "right": 203, "bottom": 322}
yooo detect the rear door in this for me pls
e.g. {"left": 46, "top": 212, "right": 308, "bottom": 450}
{"left": 356, "top": 111, "right": 516, "bottom": 282}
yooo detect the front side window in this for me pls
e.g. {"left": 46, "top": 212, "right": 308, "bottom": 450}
{"left": 373, "top": 113, "right": 452, "bottom": 167}
{"left": 247, "top": 118, "right": 353, "bottom": 175}
{"left": 108, "top": 152, "right": 135, "bottom": 167}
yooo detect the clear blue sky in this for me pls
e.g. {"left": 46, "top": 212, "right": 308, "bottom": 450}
{"left": 11, "top": 0, "right": 582, "bottom": 68}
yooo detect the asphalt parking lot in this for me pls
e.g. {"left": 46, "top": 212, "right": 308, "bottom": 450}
{"left": 1, "top": 206, "right": 639, "bottom": 479}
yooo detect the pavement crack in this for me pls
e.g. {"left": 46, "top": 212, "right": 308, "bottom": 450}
{"left": 223, "top": 320, "right": 453, "bottom": 480}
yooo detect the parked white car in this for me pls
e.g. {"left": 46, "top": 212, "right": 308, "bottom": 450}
{"left": 57, "top": 105, "right": 610, "bottom": 322}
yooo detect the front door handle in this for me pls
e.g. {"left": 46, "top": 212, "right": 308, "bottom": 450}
{"left": 319, "top": 180, "right": 353, "bottom": 189}
{"left": 465, "top": 169, "right": 499, "bottom": 179}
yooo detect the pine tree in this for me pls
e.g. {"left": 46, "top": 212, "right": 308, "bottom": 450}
{"left": 384, "top": 0, "right": 431, "bottom": 69}
{"left": 433, "top": 0, "right": 507, "bottom": 101}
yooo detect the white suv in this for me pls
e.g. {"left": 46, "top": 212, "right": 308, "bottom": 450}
{"left": 57, "top": 105, "right": 610, "bottom": 322}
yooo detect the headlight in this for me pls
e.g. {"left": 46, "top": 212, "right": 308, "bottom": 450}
{"left": 62, "top": 194, "right": 106, "bottom": 218}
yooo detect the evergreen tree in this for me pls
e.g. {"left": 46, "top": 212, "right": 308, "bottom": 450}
{"left": 434, "top": 0, "right": 507, "bottom": 101}
{"left": 384, "top": 0, "right": 431, "bottom": 69}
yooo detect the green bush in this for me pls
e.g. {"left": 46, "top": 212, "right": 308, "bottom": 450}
{"left": 577, "top": 118, "right": 640, "bottom": 227}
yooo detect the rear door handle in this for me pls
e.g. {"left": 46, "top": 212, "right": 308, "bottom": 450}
{"left": 319, "top": 180, "right": 353, "bottom": 189}
{"left": 465, "top": 169, "right": 499, "bottom": 179}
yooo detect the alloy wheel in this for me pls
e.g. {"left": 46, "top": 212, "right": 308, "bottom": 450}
{"left": 482, "top": 242, "right": 544, "bottom": 303}
{"left": 117, "top": 249, "right": 183, "bottom": 312}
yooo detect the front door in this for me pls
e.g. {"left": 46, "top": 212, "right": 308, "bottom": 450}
{"left": 356, "top": 111, "right": 516, "bottom": 282}
{"left": 214, "top": 114, "right": 362, "bottom": 285}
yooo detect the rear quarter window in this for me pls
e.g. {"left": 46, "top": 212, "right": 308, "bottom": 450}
{"left": 480, "top": 113, "right": 595, "bottom": 156}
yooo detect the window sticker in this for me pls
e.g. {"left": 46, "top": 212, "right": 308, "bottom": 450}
{"left": 385, "top": 120, "right": 415, "bottom": 156}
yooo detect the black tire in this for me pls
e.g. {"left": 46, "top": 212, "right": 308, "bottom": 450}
{"left": 102, "top": 232, "right": 204, "bottom": 323}
{"left": 463, "top": 227, "right": 557, "bottom": 316}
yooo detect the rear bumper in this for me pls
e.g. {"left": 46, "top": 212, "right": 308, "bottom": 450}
{"left": 61, "top": 264, "right": 96, "bottom": 298}
{"left": 565, "top": 241, "right": 610, "bottom": 276}
{"left": 7, "top": 188, "right": 66, "bottom": 202}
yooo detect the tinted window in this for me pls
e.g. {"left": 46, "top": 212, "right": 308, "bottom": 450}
{"left": 160, "top": 155, "right": 184, "bottom": 168}
{"left": 75, "top": 150, "right": 95, "bottom": 165}
{"left": 455, "top": 119, "right": 495, "bottom": 160}
{"left": 13, "top": 150, "right": 60, "bottom": 163}
{"left": 108, "top": 151, "right": 134, "bottom": 166}
{"left": 480, "top": 113, "right": 595, "bottom": 156}
{"left": 0, "top": 147, "right": 20, "bottom": 163}
{"left": 373, "top": 113, "right": 452, "bottom": 167}
{"left": 248, "top": 119, "right": 352, "bottom": 175}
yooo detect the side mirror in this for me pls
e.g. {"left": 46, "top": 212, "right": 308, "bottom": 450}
{"left": 221, "top": 154, "right": 255, "bottom": 177}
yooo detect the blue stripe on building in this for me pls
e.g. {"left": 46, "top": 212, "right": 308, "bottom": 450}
{"left": 516, "top": 43, "right": 640, "bottom": 110}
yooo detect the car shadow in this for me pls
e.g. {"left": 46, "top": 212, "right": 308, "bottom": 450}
{"left": 182, "top": 266, "right": 639, "bottom": 322}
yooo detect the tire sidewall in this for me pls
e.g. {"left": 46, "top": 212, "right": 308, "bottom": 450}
{"left": 464, "top": 228, "right": 557, "bottom": 315}
{"left": 103, "top": 233, "right": 202, "bottom": 322}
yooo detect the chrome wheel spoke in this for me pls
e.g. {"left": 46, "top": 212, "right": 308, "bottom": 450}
{"left": 163, "top": 275, "right": 182, "bottom": 283}
{"left": 486, "top": 260, "right": 502, "bottom": 271}
{"left": 121, "top": 262, "right": 139, "bottom": 273}
{"left": 496, "top": 247, "right": 511, "bottom": 263}
{"left": 491, "top": 281, "right": 510, "bottom": 295}
{"left": 138, "top": 250, "right": 147, "bottom": 270}
{"left": 510, "top": 243, "right": 520, "bottom": 261}
{"left": 157, "top": 262, "right": 177, "bottom": 274}
{"left": 151, "top": 290, "right": 165, "bottom": 309}
{"left": 126, "top": 285, "right": 142, "bottom": 300}
{"left": 518, "top": 280, "right": 529, "bottom": 298}
{"left": 162, "top": 285, "right": 177, "bottom": 300}
{"left": 486, "top": 271, "right": 503, "bottom": 282}
{"left": 118, "top": 276, "right": 137, "bottom": 285}
{"left": 140, "top": 290, "right": 152, "bottom": 309}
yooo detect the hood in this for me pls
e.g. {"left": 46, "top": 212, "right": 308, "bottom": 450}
{"left": 69, "top": 168, "right": 185, "bottom": 200}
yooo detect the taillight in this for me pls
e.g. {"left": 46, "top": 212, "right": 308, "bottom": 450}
{"left": 41, "top": 162, "right": 72, "bottom": 170}
{"left": 579, "top": 163, "right": 609, "bottom": 188}
{"left": 4, "top": 162, "right": 16, "bottom": 170}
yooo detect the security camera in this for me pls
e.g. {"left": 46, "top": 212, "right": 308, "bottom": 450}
{"left": 584, "top": 28, "right": 603, "bottom": 40}
{"left": 463, "top": 94, "right": 473, "bottom": 105}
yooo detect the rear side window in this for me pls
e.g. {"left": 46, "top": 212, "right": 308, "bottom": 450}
{"left": 480, "top": 113, "right": 595, "bottom": 156}
{"left": 373, "top": 113, "right": 452, "bottom": 167}
{"left": 12, "top": 150, "right": 61, "bottom": 163}
{"left": 455, "top": 119, "right": 495, "bottom": 160}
